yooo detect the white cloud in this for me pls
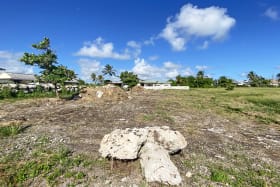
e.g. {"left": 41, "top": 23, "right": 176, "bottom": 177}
{"left": 195, "top": 65, "right": 208, "bottom": 71}
{"left": 160, "top": 3, "right": 236, "bottom": 51}
{"left": 198, "top": 41, "right": 209, "bottom": 50}
{"left": 132, "top": 58, "right": 162, "bottom": 80}
{"left": 148, "top": 55, "right": 159, "bottom": 61}
{"left": 165, "top": 69, "right": 179, "bottom": 79}
{"left": 184, "top": 67, "right": 194, "bottom": 76}
{"left": 132, "top": 58, "right": 180, "bottom": 80}
{"left": 126, "top": 40, "right": 141, "bottom": 58}
{"left": 240, "top": 72, "right": 247, "bottom": 77}
{"left": 77, "top": 58, "right": 101, "bottom": 81}
{"left": 143, "top": 36, "right": 156, "bottom": 46}
{"left": 76, "top": 37, "right": 130, "bottom": 60}
{"left": 164, "top": 61, "right": 180, "bottom": 69}
{"left": 0, "top": 51, "right": 34, "bottom": 74}
{"left": 264, "top": 7, "right": 279, "bottom": 20}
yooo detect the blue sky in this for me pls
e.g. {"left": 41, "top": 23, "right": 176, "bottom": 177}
{"left": 0, "top": 0, "right": 280, "bottom": 81}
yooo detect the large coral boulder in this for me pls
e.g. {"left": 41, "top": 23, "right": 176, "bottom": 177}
{"left": 99, "top": 128, "right": 148, "bottom": 159}
{"left": 139, "top": 142, "right": 182, "bottom": 185}
{"left": 99, "top": 126, "right": 187, "bottom": 185}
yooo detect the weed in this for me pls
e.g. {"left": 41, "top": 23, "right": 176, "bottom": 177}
{"left": 0, "top": 123, "right": 24, "bottom": 138}
{"left": 0, "top": 145, "right": 95, "bottom": 186}
{"left": 142, "top": 114, "right": 155, "bottom": 121}
{"left": 208, "top": 161, "right": 279, "bottom": 187}
{"left": 210, "top": 167, "right": 230, "bottom": 183}
{"left": 75, "top": 171, "right": 86, "bottom": 179}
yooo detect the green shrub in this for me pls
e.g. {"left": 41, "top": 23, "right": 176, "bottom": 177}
{"left": 0, "top": 87, "right": 12, "bottom": 98}
{"left": 210, "top": 168, "right": 230, "bottom": 183}
{"left": 17, "top": 90, "right": 26, "bottom": 98}
{"left": 225, "top": 84, "right": 235, "bottom": 91}
{"left": 0, "top": 124, "right": 24, "bottom": 138}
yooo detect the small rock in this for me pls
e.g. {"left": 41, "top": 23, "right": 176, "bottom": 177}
{"left": 121, "top": 177, "right": 128, "bottom": 182}
{"left": 96, "top": 90, "right": 104, "bottom": 98}
{"left": 185, "top": 171, "right": 192, "bottom": 178}
{"left": 104, "top": 180, "right": 111, "bottom": 185}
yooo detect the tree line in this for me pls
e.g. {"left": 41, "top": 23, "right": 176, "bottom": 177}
{"left": 16, "top": 38, "right": 280, "bottom": 89}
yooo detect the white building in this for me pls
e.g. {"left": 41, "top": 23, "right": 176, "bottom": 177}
{"left": 0, "top": 69, "right": 35, "bottom": 84}
{"left": 139, "top": 80, "right": 189, "bottom": 90}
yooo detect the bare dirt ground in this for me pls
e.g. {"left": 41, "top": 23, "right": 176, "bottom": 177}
{"left": 0, "top": 88, "right": 280, "bottom": 186}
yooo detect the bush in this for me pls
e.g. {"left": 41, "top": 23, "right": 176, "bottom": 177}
{"left": 0, "top": 87, "right": 12, "bottom": 99}
{"left": 17, "top": 90, "right": 26, "bottom": 98}
{"left": 225, "top": 84, "right": 235, "bottom": 91}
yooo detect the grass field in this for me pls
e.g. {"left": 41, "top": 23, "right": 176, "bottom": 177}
{"left": 0, "top": 87, "right": 280, "bottom": 186}
{"left": 161, "top": 87, "right": 280, "bottom": 125}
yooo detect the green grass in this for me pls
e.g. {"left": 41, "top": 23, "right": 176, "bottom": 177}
{"left": 183, "top": 153, "right": 280, "bottom": 187}
{"left": 0, "top": 123, "right": 25, "bottom": 138}
{"left": 160, "top": 87, "right": 280, "bottom": 125}
{"left": 0, "top": 145, "right": 108, "bottom": 186}
{"left": 208, "top": 163, "right": 278, "bottom": 187}
{"left": 210, "top": 167, "right": 230, "bottom": 183}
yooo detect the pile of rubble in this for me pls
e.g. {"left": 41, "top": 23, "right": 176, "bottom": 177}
{"left": 79, "top": 85, "right": 128, "bottom": 102}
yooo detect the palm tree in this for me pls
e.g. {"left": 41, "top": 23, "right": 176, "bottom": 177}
{"left": 277, "top": 73, "right": 280, "bottom": 81}
{"left": 102, "top": 64, "right": 116, "bottom": 78}
{"left": 97, "top": 75, "right": 104, "bottom": 85}
{"left": 247, "top": 71, "right": 259, "bottom": 87}
{"left": 91, "top": 73, "right": 97, "bottom": 84}
{"left": 277, "top": 73, "right": 280, "bottom": 85}
{"left": 196, "top": 71, "right": 204, "bottom": 79}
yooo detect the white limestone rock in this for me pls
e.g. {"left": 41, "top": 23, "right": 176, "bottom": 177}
{"left": 96, "top": 90, "right": 104, "bottom": 98}
{"left": 99, "top": 126, "right": 187, "bottom": 185}
{"left": 139, "top": 142, "right": 182, "bottom": 185}
{"left": 99, "top": 128, "right": 148, "bottom": 159}
{"left": 146, "top": 126, "right": 187, "bottom": 153}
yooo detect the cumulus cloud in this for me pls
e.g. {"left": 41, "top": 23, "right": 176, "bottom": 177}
{"left": 77, "top": 58, "right": 101, "bottom": 81}
{"left": 160, "top": 3, "right": 236, "bottom": 51}
{"left": 132, "top": 58, "right": 180, "bottom": 80}
{"left": 264, "top": 7, "right": 279, "bottom": 20}
{"left": 132, "top": 58, "right": 162, "bottom": 80}
{"left": 126, "top": 40, "right": 141, "bottom": 58}
{"left": 164, "top": 61, "right": 180, "bottom": 69}
{"left": 76, "top": 37, "right": 131, "bottom": 60}
{"left": 0, "top": 51, "right": 33, "bottom": 73}
{"left": 195, "top": 65, "right": 208, "bottom": 71}
{"left": 184, "top": 67, "right": 194, "bottom": 76}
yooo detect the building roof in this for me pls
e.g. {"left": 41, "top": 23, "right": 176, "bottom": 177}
{"left": 64, "top": 78, "right": 79, "bottom": 84}
{"left": 139, "top": 80, "right": 170, "bottom": 84}
{"left": 0, "top": 72, "right": 36, "bottom": 81}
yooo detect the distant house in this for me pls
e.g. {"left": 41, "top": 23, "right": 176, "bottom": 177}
{"left": 235, "top": 80, "right": 250, "bottom": 87}
{"left": 270, "top": 79, "right": 279, "bottom": 87}
{"left": 139, "top": 80, "right": 171, "bottom": 89}
{"left": 139, "top": 80, "right": 189, "bottom": 90}
{"left": 106, "top": 81, "right": 123, "bottom": 87}
{"left": 0, "top": 70, "right": 36, "bottom": 84}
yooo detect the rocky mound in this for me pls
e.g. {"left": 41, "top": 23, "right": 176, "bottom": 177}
{"left": 79, "top": 85, "right": 128, "bottom": 102}
{"left": 131, "top": 85, "right": 144, "bottom": 93}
